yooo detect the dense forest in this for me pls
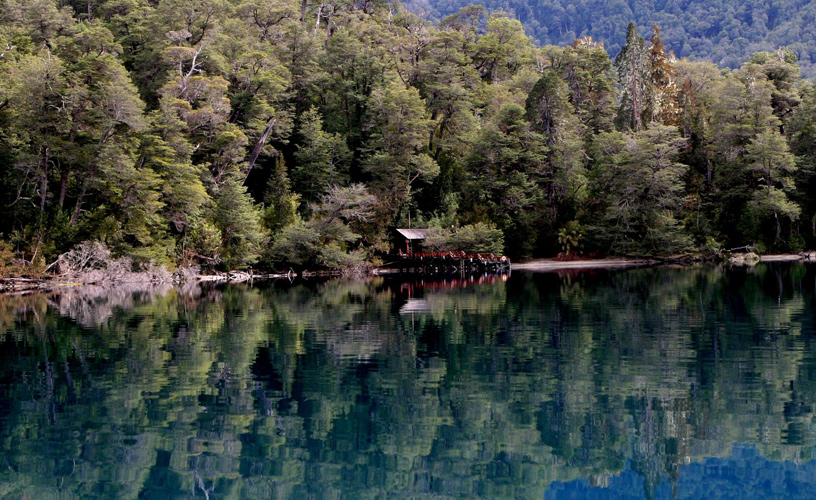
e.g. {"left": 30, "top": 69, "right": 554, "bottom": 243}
{"left": 409, "top": 0, "right": 816, "bottom": 77}
{"left": 1, "top": 0, "right": 816, "bottom": 273}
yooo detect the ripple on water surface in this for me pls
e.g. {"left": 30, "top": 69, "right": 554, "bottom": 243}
{"left": 0, "top": 263, "right": 815, "bottom": 499}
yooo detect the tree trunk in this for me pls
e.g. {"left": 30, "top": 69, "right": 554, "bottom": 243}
{"left": 58, "top": 168, "right": 69, "bottom": 208}
{"left": 631, "top": 56, "right": 642, "bottom": 131}
{"left": 315, "top": 4, "right": 323, "bottom": 34}
{"left": 69, "top": 182, "right": 88, "bottom": 227}
{"left": 246, "top": 118, "right": 277, "bottom": 177}
{"left": 325, "top": 3, "right": 334, "bottom": 43}
{"left": 39, "top": 148, "right": 49, "bottom": 216}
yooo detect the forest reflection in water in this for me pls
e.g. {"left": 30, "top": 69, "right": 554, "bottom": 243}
{"left": 1, "top": 264, "right": 816, "bottom": 499}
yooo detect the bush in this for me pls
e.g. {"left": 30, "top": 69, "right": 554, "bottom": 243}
{"left": 0, "top": 240, "right": 21, "bottom": 278}
{"left": 557, "top": 221, "right": 583, "bottom": 255}
{"left": 425, "top": 223, "right": 505, "bottom": 254}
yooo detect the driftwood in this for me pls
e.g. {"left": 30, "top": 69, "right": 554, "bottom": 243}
{"left": 722, "top": 245, "right": 758, "bottom": 253}
{"left": 301, "top": 269, "right": 342, "bottom": 278}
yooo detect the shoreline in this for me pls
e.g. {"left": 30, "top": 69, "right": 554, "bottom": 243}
{"left": 757, "top": 254, "right": 814, "bottom": 262}
{"left": 2, "top": 253, "right": 815, "bottom": 293}
{"left": 0, "top": 270, "right": 291, "bottom": 294}
{"left": 512, "top": 252, "right": 816, "bottom": 271}
{"left": 510, "top": 258, "right": 656, "bottom": 271}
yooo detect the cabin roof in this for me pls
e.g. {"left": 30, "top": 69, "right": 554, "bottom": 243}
{"left": 396, "top": 228, "right": 429, "bottom": 240}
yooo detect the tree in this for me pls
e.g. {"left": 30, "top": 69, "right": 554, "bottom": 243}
{"left": 212, "top": 15, "right": 292, "bottom": 172}
{"left": 139, "top": 110, "right": 209, "bottom": 237}
{"left": 0, "top": 0, "right": 74, "bottom": 46}
{"left": 588, "top": 125, "right": 690, "bottom": 255}
{"left": 472, "top": 14, "right": 534, "bottom": 83}
{"left": 710, "top": 63, "right": 795, "bottom": 249}
{"left": 318, "top": 21, "right": 389, "bottom": 150}
{"left": 526, "top": 69, "right": 574, "bottom": 139}
{"left": 3, "top": 22, "right": 149, "bottom": 256}
{"left": 423, "top": 222, "right": 504, "bottom": 254}
{"left": 745, "top": 49, "right": 801, "bottom": 134}
{"left": 551, "top": 37, "right": 617, "bottom": 134}
{"left": 91, "top": 137, "right": 168, "bottom": 262}
{"left": 364, "top": 81, "right": 438, "bottom": 212}
{"left": 525, "top": 69, "right": 587, "bottom": 227}
{"left": 292, "top": 108, "right": 350, "bottom": 203}
{"left": 745, "top": 130, "right": 800, "bottom": 247}
{"left": 238, "top": 0, "right": 297, "bottom": 42}
{"left": 462, "top": 103, "right": 547, "bottom": 259}
{"left": 644, "top": 25, "right": 678, "bottom": 126}
{"left": 5, "top": 50, "right": 72, "bottom": 220}
{"left": 211, "top": 177, "right": 267, "bottom": 269}
{"left": 615, "top": 22, "right": 647, "bottom": 131}
{"left": 415, "top": 27, "right": 480, "bottom": 155}
{"left": 788, "top": 82, "right": 816, "bottom": 247}
{"left": 269, "top": 184, "right": 377, "bottom": 268}
{"left": 264, "top": 155, "right": 299, "bottom": 233}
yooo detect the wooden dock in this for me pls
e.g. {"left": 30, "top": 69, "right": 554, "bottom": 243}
{"left": 396, "top": 251, "right": 510, "bottom": 275}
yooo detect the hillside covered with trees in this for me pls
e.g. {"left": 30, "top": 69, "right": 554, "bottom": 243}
{"left": 408, "top": 0, "right": 816, "bottom": 77}
{"left": 1, "top": 0, "right": 815, "bottom": 273}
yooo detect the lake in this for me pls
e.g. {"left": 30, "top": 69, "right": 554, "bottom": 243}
{"left": 1, "top": 263, "right": 816, "bottom": 499}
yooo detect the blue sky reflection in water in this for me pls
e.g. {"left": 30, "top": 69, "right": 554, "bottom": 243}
{"left": 1, "top": 263, "right": 816, "bottom": 499}
{"left": 546, "top": 446, "right": 816, "bottom": 500}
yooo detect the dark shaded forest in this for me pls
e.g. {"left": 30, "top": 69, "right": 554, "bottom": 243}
{"left": 409, "top": 0, "right": 816, "bottom": 77}
{"left": 1, "top": 0, "right": 815, "bottom": 273}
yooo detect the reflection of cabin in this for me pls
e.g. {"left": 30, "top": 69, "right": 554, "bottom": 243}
{"left": 396, "top": 228, "right": 428, "bottom": 255}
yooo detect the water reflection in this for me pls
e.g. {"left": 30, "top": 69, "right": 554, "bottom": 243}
{"left": 0, "top": 264, "right": 815, "bottom": 499}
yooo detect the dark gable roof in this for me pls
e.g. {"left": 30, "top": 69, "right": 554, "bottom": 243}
{"left": 396, "top": 228, "right": 428, "bottom": 240}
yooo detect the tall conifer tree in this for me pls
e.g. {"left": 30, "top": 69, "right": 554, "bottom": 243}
{"left": 645, "top": 25, "right": 678, "bottom": 125}
{"left": 615, "top": 22, "right": 648, "bottom": 131}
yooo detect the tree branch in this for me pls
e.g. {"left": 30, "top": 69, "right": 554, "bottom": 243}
{"left": 245, "top": 117, "right": 278, "bottom": 181}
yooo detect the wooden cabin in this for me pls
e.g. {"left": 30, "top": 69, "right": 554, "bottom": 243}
{"left": 395, "top": 228, "right": 428, "bottom": 256}
{"left": 393, "top": 228, "right": 510, "bottom": 275}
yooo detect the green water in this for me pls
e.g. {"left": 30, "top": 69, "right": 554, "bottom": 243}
{"left": 2, "top": 264, "right": 816, "bottom": 499}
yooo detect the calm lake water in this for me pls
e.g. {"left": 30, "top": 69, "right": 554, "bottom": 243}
{"left": 2, "top": 263, "right": 816, "bottom": 499}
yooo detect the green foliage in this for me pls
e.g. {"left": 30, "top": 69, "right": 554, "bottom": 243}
{"left": 364, "top": 81, "right": 439, "bottom": 214}
{"left": 588, "top": 126, "right": 691, "bottom": 255}
{"left": 1, "top": 0, "right": 816, "bottom": 271}
{"left": 425, "top": 222, "right": 505, "bottom": 254}
{"left": 461, "top": 103, "right": 546, "bottom": 259}
{"left": 268, "top": 184, "right": 377, "bottom": 269}
{"left": 267, "top": 218, "right": 322, "bottom": 267}
{"left": 473, "top": 14, "right": 535, "bottom": 82}
{"left": 0, "top": 240, "right": 21, "bottom": 278}
{"left": 615, "top": 22, "right": 648, "bottom": 131}
{"left": 212, "top": 178, "right": 268, "bottom": 269}
{"left": 787, "top": 81, "right": 816, "bottom": 248}
{"left": 411, "top": 0, "right": 816, "bottom": 78}
{"left": 557, "top": 220, "right": 583, "bottom": 255}
{"left": 292, "top": 108, "right": 350, "bottom": 203}
{"left": 264, "top": 156, "right": 300, "bottom": 232}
